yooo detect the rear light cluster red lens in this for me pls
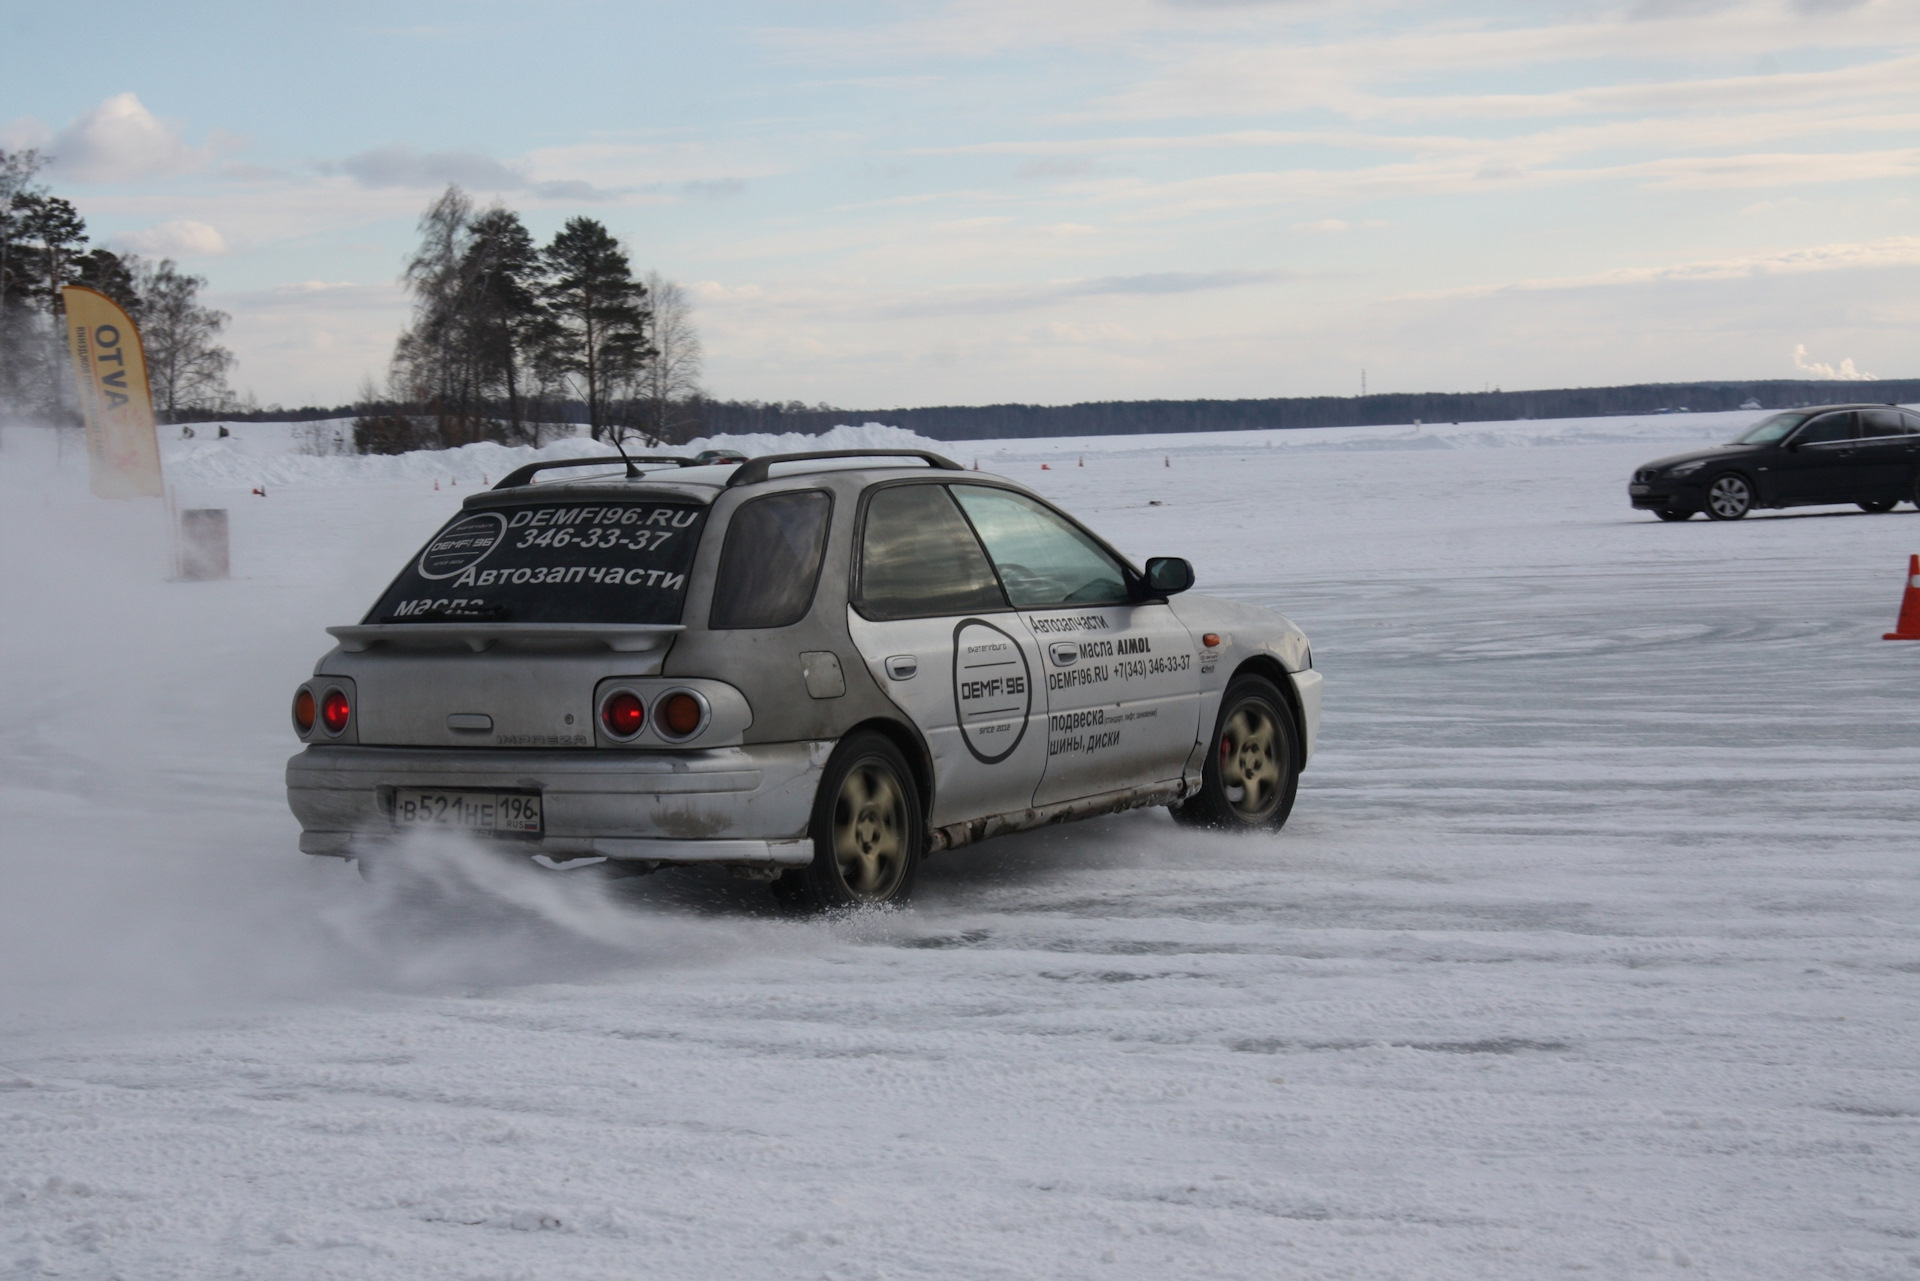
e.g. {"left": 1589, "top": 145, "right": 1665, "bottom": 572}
{"left": 292, "top": 687, "right": 316, "bottom": 733}
{"left": 658, "top": 692, "right": 703, "bottom": 738}
{"left": 601, "top": 690, "right": 645, "bottom": 738}
{"left": 321, "top": 688, "right": 351, "bottom": 734}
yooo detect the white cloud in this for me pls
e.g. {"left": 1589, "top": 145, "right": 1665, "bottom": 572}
{"left": 117, "top": 219, "right": 229, "bottom": 257}
{"left": 1398, "top": 236, "right": 1920, "bottom": 299}
{"left": 1792, "top": 342, "right": 1876, "bottom": 380}
{"left": 326, "top": 145, "right": 521, "bottom": 191}
{"left": 49, "top": 94, "right": 211, "bottom": 183}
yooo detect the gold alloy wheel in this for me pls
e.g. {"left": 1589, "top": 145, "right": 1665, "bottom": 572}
{"left": 1219, "top": 702, "right": 1283, "bottom": 820}
{"left": 831, "top": 761, "right": 909, "bottom": 899}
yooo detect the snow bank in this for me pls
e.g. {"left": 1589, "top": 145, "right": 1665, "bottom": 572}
{"left": 153, "top": 419, "right": 954, "bottom": 491}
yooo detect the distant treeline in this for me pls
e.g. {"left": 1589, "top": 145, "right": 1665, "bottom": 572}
{"left": 240, "top": 378, "right": 1920, "bottom": 444}
{"left": 695, "top": 380, "right": 1920, "bottom": 440}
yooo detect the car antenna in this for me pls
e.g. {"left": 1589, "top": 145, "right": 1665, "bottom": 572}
{"left": 609, "top": 430, "right": 641, "bottom": 479}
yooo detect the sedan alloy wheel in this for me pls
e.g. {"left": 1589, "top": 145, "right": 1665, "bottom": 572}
{"left": 1705, "top": 474, "right": 1753, "bottom": 521}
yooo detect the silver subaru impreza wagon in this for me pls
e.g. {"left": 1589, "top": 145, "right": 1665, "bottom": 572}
{"left": 286, "top": 449, "right": 1322, "bottom": 907}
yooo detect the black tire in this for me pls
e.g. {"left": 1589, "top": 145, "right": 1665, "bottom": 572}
{"left": 1171, "top": 674, "right": 1301, "bottom": 831}
{"left": 1704, "top": 474, "right": 1753, "bottom": 521}
{"left": 773, "top": 731, "right": 924, "bottom": 910}
{"left": 1859, "top": 498, "right": 1897, "bottom": 513}
{"left": 1655, "top": 508, "right": 1692, "bottom": 522}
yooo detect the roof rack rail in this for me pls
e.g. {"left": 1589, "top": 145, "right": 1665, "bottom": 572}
{"left": 725, "top": 449, "right": 964, "bottom": 488}
{"left": 492, "top": 455, "right": 696, "bottom": 490}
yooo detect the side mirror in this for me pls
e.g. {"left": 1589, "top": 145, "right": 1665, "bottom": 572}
{"left": 1143, "top": 556, "right": 1195, "bottom": 595}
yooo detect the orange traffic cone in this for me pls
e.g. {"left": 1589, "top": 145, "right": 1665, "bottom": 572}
{"left": 1884, "top": 555, "right": 1920, "bottom": 640}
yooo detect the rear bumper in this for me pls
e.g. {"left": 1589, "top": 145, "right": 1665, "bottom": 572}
{"left": 286, "top": 741, "right": 829, "bottom": 866}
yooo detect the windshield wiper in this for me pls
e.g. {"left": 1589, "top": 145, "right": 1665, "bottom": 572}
{"left": 382, "top": 604, "right": 512, "bottom": 623}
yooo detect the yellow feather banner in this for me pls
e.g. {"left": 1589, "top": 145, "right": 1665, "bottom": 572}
{"left": 63, "top": 286, "right": 164, "bottom": 499}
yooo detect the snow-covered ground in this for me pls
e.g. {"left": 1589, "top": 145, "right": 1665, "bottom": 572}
{"left": 2, "top": 410, "right": 1918, "bottom": 1279}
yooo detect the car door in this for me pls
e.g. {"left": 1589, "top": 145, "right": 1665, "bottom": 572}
{"left": 947, "top": 484, "right": 1201, "bottom": 807}
{"left": 1856, "top": 409, "right": 1920, "bottom": 499}
{"left": 844, "top": 482, "right": 1050, "bottom": 829}
{"left": 1775, "top": 411, "right": 1861, "bottom": 504}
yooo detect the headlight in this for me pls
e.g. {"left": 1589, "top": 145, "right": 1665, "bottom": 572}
{"left": 1668, "top": 460, "right": 1706, "bottom": 477}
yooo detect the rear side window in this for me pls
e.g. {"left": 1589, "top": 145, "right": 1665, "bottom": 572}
{"left": 1861, "top": 408, "right": 1920, "bottom": 438}
{"left": 856, "top": 484, "right": 1007, "bottom": 620}
{"left": 365, "top": 500, "right": 707, "bottom": 625}
{"left": 710, "top": 490, "right": 832, "bottom": 629}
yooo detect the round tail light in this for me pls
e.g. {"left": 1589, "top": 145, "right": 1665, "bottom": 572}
{"left": 655, "top": 690, "right": 709, "bottom": 741}
{"left": 320, "top": 688, "right": 351, "bottom": 734}
{"left": 601, "top": 690, "right": 645, "bottom": 739}
{"left": 292, "top": 687, "right": 315, "bottom": 734}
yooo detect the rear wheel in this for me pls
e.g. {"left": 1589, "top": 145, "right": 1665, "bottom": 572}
{"left": 773, "top": 731, "right": 923, "bottom": 910}
{"left": 1655, "top": 508, "right": 1692, "bottom": 522}
{"left": 1172, "top": 675, "right": 1301, "bottom": 831}
{"left": 1859, "top": 498, "right": 1897, "bottom": 513}
{"left": 1705, "top": 474, "right": 1753, "bottom": 521}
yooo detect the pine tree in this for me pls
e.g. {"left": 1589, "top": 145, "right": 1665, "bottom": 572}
{"left": 539, "top": 217, "right": 653, "bottom": 442}
{"left": 460, "top": 207, "right": 542, "bottom": 440}
{"left": 73, "top": 248, "right": 143, "bottom": 319}
{"left": 18, "top": 194, "right": 88, "bottom": 313}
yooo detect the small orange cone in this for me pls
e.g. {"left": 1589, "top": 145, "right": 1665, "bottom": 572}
{"left": 1884, "top": 555, "right": 1920, "bottom": 640}
{"left": 1041, "top": 463, "right": 1050, "bottom": 470}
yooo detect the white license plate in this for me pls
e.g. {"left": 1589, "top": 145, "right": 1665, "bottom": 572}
{"left": 1629, "top": 484, "right": 1651, "bottom": 495}
{"left": 393, "top": 789, "right": 542, "bottom": 834}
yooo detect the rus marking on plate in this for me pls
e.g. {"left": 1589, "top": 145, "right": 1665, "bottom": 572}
{"left": 952, "top": 618, "right": 1032, "bottom": 764}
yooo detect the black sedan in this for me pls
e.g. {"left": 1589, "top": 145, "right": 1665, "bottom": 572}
{"left": 1630, "top": 404, "right": 1920, "bottom": 521}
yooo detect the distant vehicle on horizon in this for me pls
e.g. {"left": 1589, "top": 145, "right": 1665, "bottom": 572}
{"left": 1629, "top": 404, "right": 1920, "bottom": 521}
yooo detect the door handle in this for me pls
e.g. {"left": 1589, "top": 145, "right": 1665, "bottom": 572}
{"left": 884, "top": 655, "right": 918, "bottom": 681}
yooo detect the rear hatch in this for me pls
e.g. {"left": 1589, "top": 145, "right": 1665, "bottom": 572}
{"left": 318, "top": 487, "right": 713, "bottom": 748}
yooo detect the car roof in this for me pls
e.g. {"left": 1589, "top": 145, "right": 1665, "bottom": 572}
{"left": 1774, "top": 403, "right": 1909, "bottom": 414}
{"left": 460, "top": 458, "right": 1019, "bottom": 510}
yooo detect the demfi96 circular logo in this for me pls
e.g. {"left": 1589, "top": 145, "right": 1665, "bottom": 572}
{"left": 952, "top": 619, "right": 1032, "bottom": 763}
{"left": 417, "top": 512, "right": 508, "bottom": 580}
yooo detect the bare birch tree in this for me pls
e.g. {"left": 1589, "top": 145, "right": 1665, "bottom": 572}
{"left": 638, "top": 271, "right": 703, "bottom": 444}
{"left": 136, "top": 259, "right": 234, "bottom": 421}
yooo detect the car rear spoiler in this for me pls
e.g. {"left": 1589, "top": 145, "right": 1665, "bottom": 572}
{"left": 724, "top": 449, "right": 964, "bottom": 488}
{"left": 492, "top": 456, "right": 697, "bottom": 489}
{"left": 327, "top": 623, "right": 685, "bottom": 654}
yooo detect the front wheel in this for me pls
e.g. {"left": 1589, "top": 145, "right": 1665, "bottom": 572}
{"left": 1172, "top": 675, "right": 1301, "bottom": 831}
{"left": 1655, "top": 508, "right": 1692, "bottom": 522}
{"left": 1859, "top": 498, "right": 1897, "bottom": 513}
{"left": 1704, "top": 474, "right": 1753, "bottom": 521}
{"left": 773, "top": 731, "right": 924, "bottom": 910}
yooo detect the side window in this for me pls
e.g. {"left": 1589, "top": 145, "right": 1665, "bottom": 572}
{"left": 950, "top": 485, "right": 1131, "bottom": 609}
{"left": 1861, "top": 409, "right": 1917, "bottom": 438}
{"left": 710, "top": 490, "right": 832, "bottom": 629}
{"left": 856, "top": 484, "right": 1008, "bottom": 620}
{"left": 1793, "top": 412, "right": 1854, "bottom": 445}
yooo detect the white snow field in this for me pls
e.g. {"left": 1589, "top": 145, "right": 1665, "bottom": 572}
{"left": 2, "top": 411, "right": 1918, "bottom": 1280}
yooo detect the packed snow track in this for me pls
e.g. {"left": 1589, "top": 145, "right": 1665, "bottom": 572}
{"left": 2, "top": 414, "right": 1917, "bottom": 1279}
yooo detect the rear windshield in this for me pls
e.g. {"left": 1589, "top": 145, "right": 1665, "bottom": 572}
{"left": 365, "top": 500, "right": 708, "bottom": 625}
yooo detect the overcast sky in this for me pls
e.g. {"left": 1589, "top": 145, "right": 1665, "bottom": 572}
{"left": 4, "top": 0, "right": 1914, "bottom": 408}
